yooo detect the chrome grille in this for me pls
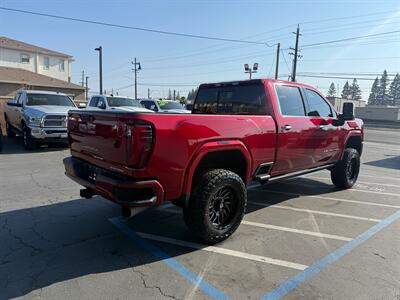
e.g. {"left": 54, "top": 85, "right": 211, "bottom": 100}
{"left": 43, "top": 115, "right": 67, "bottom": 127}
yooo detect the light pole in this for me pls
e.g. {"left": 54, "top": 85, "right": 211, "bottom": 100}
{"left": 94, "top": 46, "right": 103, "bottom": 94}
{"left": 132, "top": 58, "right": 141, "bottom": 100}
{"left": 244, "top": 63, "right": 258, "bottom": 80}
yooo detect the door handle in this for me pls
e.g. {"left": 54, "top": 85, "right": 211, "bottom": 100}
{"left": 281, "top": 124, "right": 292, "bottom": 131}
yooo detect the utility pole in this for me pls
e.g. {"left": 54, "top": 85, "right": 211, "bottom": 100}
{"left": 80, "top": 70, "right": 85, "bottom": 87}
{"left": 85, "top": 76, "right": 89, "bottom": 101}
{"left": 274, "top": 43, "right": 280, "bottom": 80}
{"left": 132, "top": 58, "right": 141, "bottom": 100}
{"left": 94, "top": 46, "right": 103, "bottom": 94}
{"left": 290, "top": 25, "right": 301, "bottom": 82}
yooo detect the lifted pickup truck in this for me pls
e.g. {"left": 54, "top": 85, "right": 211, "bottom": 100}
{"left": 64, "top": 79, "right": 363, "bottom": 243}
{"left": 5, "top": 90, "right": 76, "bottom": 149}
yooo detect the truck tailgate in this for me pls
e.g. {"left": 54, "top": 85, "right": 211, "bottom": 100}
{"left": 68, "top": 110, "right": 131, "bottom": 166}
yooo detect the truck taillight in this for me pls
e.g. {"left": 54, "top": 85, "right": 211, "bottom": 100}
{"left": 129, "top": 124, "right": 154, "bottom": 168}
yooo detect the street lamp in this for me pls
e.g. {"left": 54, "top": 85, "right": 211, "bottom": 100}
{"left": 94, "top": 46, "right": 103, "bottom": 94}
{"left": 132, "top": 58, "right": 141, "bottom": 100}
{"left": 244, "top": 63, "right": 258, "bottom": 80}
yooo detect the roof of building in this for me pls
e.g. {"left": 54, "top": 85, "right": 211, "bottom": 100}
{"left": 0, "top": 36, "right": 72, "bottom": 58}
{"left": 0, "top": 66, "right": 84, "bottom": 91}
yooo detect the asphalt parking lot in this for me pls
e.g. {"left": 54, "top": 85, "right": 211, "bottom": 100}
{"left": 0, "top": 128, "right": 399, "bottom": 300}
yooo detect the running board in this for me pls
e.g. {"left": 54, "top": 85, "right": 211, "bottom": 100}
{"left": 255, "top": 164, "right": 335, "bottom": 184}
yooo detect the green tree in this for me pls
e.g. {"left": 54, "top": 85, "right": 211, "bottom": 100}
{"left": 327, "top": 82, "right": 336, "bottom": 98}
{"left": 341, "top": 81, "right": 351, "bottom": 99}
{"left": 368, "top": 77, "right": 379, "bottom": 105}
{"left": 350, "top": 79, "right": 362, "bottom": 100}
{"left": 376, "top": 70, "right": 389, "bottom": 105}
{"left": 389, "top": 73, "right": 400, "bottom": 106}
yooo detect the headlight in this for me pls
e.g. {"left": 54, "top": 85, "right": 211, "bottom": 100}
{"left": 27, "top": 116, "right": 42, "bottom": 127}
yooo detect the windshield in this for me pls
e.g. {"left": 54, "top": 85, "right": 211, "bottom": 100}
{"left": 26, "top": 94, "right": 75, "bottom": 107}
{"left": 158, "top": 100, "right": 184, "bottom": 110}
{"left": 107, "top": 97, "right": 142, "bottom": 107}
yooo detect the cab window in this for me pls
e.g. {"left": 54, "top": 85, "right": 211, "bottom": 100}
{"left": 304, "top": 89, "right": 333, "bottom": 118}
{"left": 89, "top": 97, "right": 98, "bottom": 107}
{"left": 275, "top": 85, "right": 306, "bottom": 116}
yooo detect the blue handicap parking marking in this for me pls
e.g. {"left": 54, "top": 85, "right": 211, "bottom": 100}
{"left": 260, "top": 210, "right": 400, "bottom": 300}
{"left": 109, "top": 217, "right": 229, "bottom": 300}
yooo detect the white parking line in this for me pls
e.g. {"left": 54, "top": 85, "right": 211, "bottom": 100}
{"left": 303, "top": 172, "right": 400, "bottom": 182}
{"left": 249, "top": 201, "right": 382, "bottom": 222}
{"left": 304, "top": 176, "right": 400, "bottom": 188}
{"left": 258, "top": 189, "right": 400, "bottom": 209}
{"left": 364, "top": 141, "right": 400, "bottom": 151}
{"left": 275, "top": 181, "right": 400, "bottom": 198}
{"left": 159, "top": 205, "right": 353, "bottom": 241}
{"left": 136, "top": 231, "right": 308, "bottom": 271}
{"left": 241, "top": 221, "right": 352, "bottom": 241}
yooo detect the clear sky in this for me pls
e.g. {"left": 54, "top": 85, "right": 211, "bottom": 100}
{"left": 1, "top": 0, "right": 400, "bottom": 100}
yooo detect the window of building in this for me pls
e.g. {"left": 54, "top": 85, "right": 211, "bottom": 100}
{"left": 305, "top": 89, "right": 333, "bottom": 118}
{"left": 59, "top": 59, "right": 65, "bottom": 71}
{"left": 275, "top": 85, "right": 306, "bottom": 116}
{"left": 20, "top": 53, "right": 30, "bottom": 63}
{"left": 43, "top": 57, "right": 50, "bottom": 70}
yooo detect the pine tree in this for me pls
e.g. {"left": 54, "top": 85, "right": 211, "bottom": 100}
{"left": 341, "top": 81, "right": 351, "bottom": 99}
{"left": 350, "top": 79, "right": 362, "bottom": 100}
{"left": 388, "top": 73, "right": 400, "bottom": 106}
{"left": 368, "top": 77, "right": 379, "bottom": 105}
{"left": 327, "top": 82, "right": 336, "bottom": 98}
{"left": 167, "top": 89, "right": 172, "bottom": 100}
{"left": 176, "top": 91, "right": 180, "bottom": 100}
{"left": 376, "top": 70, "right": 389, "bottom": 105}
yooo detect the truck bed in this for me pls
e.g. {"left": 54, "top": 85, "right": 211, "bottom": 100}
{"left": 67, "top": 110, "right": 277, "bottom": 200}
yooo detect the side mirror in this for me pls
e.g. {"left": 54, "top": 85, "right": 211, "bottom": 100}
{"left": 7, "top": 101, "right": 22, "bottom": 107}
{"left": 332, "top": 103, "right": 354, "bottom": 126}
{"left": 342, "top": 102, "right": 354, "bottom": 120}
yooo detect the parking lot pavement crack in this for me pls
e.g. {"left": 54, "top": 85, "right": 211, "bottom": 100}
{"left": 2, "top": 217, "right": 41, "bottom": 255}
{"left": 130, "top": 267, "right": 181, "bottom": 300}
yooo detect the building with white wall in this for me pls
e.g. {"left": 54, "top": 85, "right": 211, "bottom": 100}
{"left": 0, "top": 36, "right": 73, "bottom": 82}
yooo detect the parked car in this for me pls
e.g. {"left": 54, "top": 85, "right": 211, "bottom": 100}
{"left": 64, "top": 79, "right": 363, "bottom": 243}
{"left": 87, "top": 95, "right": 153, "bottom": 113}
{"left": 4, "top": 90, "right": 76, "bottom": 150}
{"left": 140, "top": 99, "right": 190, "bottom": 113}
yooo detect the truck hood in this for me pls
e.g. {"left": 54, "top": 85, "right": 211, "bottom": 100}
{"left": 110, "top": 106, "right": 154, "bottom": 113}
{"left": 24, "top": 105, "right": 74, "bottom": 117}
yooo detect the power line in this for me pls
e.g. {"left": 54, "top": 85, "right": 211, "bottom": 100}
{"left": 301, "top": 30, "right": 400, "bottom": 48}
{"left": 280, "top": 49, "right": 292, "bottom": 74}
{"left": 0, "top": 6, "right": 273, "bottom": 46}
{"left": 293, "top": 74, "right": 392, "bottom": 81}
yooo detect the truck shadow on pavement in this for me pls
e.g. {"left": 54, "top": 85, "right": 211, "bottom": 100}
{"left": 363, "top": 155, "right": 400, "bottom": 170}
{"left": 0, "top": 179, "right": 340, "bottom": 299}
{"left": 0, "top": 137, "right": 68, "bottom": 155}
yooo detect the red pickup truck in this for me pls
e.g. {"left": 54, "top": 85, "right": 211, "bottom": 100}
{"left": 64, "top": 79, "right": 363, "bottom": 243}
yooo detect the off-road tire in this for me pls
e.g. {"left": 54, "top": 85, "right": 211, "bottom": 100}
{"left": 22, "top": 125, "right": 36, "bottom": 150}
{"left": 183, "top": 169, "right": 247, "bottom": 244}
{"left": 331, "top": 148, "right": 360, "bottom": 189}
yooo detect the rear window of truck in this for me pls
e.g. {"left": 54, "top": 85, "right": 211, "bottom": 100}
{"left": 193, "top": 83, "right": 267, "bottom": 115}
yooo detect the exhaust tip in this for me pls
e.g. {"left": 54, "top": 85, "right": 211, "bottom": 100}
{"left": 121, "top": 206, "right": 132, "bottom": 218}
{"left": 80, "top": 188, "right": 94, "bottom": 199}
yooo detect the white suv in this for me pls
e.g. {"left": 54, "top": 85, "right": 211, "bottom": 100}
{"left": 87, "top": 95, "right": 153, "bottom": 113}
